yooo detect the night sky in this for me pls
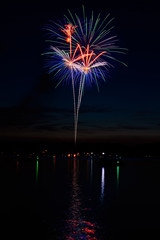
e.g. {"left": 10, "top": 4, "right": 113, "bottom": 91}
{"left": 1, "top": 0, "right": 160, "bottom": 153}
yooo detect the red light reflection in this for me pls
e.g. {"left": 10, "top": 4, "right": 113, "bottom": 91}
{"left": 65, "top": 158, "right": 98, "bottom": 240}
{"left": 65, "top": 219, "right": 98, "bottom": 239}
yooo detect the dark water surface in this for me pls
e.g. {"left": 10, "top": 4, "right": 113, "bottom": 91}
{"left": 0, "top": 156, "right": 160, "bottom": 239}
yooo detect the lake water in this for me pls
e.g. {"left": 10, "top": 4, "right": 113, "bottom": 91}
{"left": 0, "top": 156, "right": 160, "bottom": 239}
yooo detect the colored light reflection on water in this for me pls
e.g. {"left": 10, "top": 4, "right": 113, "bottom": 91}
{"left": 1, "top": 154, "right": 160, "bottom": 239}
{"left": 117, "top": 165, "right": 119, "bottom": 190}
{"left": 65, "top": 158, "right": 98, "bottom": 239}
{"left": 17, "top": 160, "right": 19, "bottom": 169}
{"left": 13, "top": 155, "right": 121, "bottom": 238}
{"left": 101, "top": 167, "right": 105, "bottom": 201}
{"left": 65, "top": 220, "right": 98, "bottom": 239}
{"left": 36, "top": 160, "right": 38, "bottom": 183}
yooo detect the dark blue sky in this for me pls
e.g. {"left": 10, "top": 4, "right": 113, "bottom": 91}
{"left": 0, "top": 0, "right": 160, "bottom": 151}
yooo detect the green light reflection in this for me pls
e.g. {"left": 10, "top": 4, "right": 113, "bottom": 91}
{"left": 117, "top": 165, "right": 119, "bottom": 190}
{"left": 36, "top": 160, "right": 39, "bottom": 183}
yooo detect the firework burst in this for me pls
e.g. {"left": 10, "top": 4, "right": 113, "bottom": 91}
{"left": 43, "top": 6, "right": 127, "bottom": 145}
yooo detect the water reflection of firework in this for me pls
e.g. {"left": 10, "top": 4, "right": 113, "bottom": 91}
{"left": 65, "top": 159, "right": 99, "bottom": 239}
